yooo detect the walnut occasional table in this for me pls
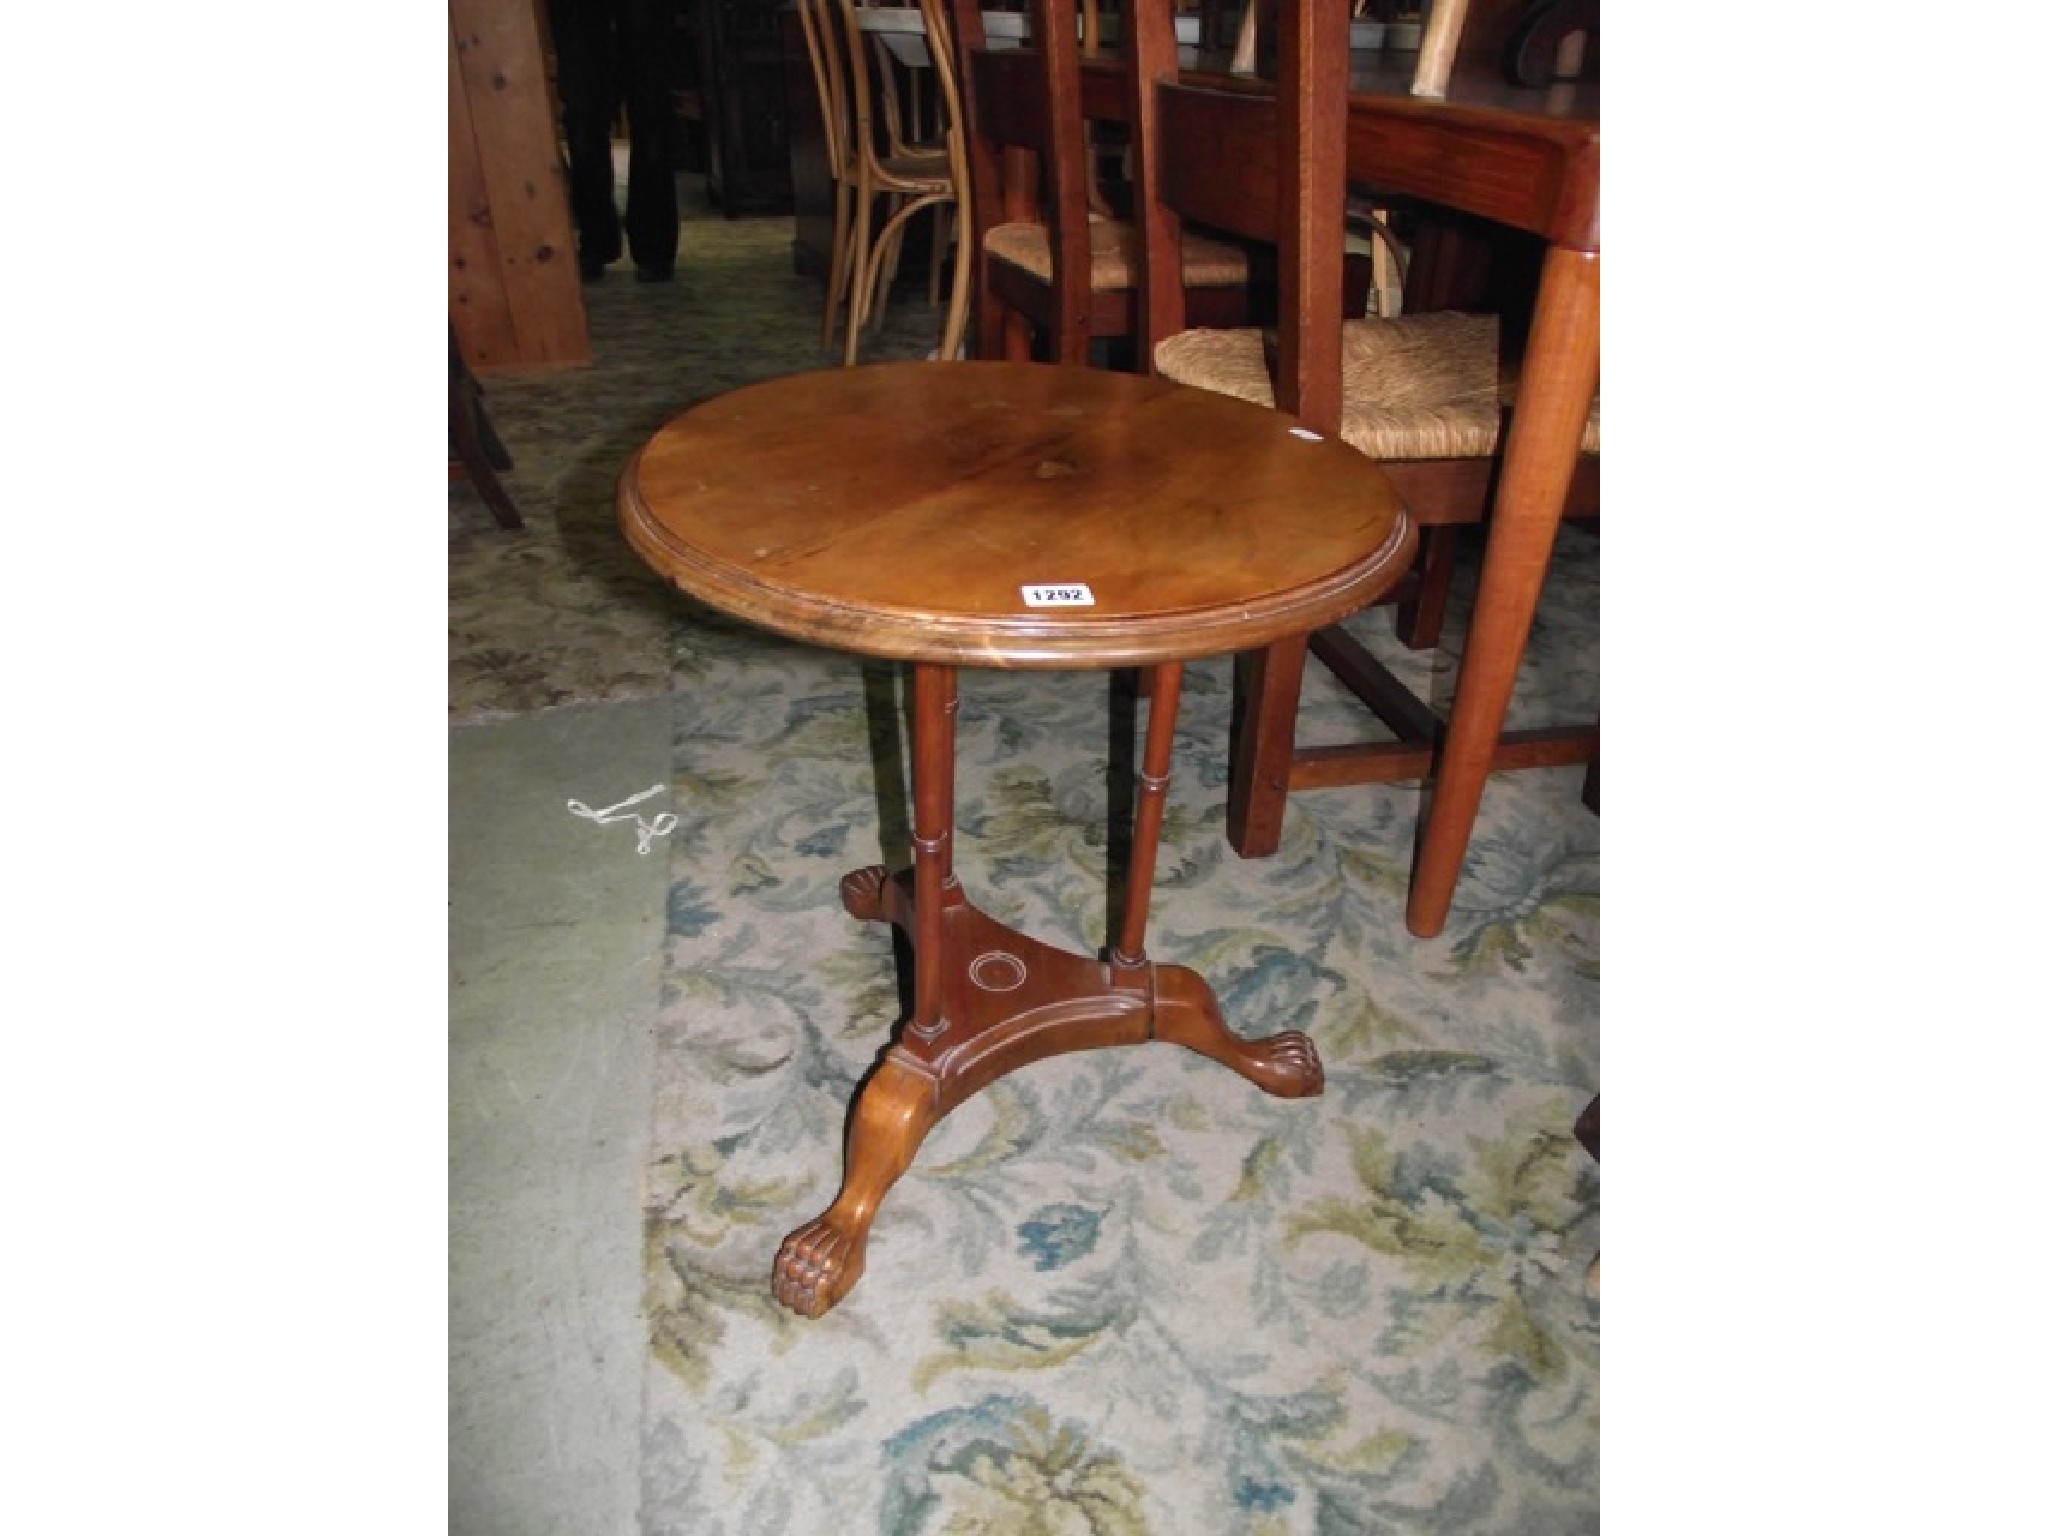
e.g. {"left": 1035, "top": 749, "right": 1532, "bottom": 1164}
{"left": 619, "top": 360, "right": 1414, "bottom": 1318}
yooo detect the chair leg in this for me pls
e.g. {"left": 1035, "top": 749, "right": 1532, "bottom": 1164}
{"left": 824, "top": 179, "right": 854, "bottom": 349}
{"left": 843, "top": 187, "right": 878, "bottom": 367}
{"left": 449, "top": 444, "right": 523, "bottom": 531}
{"left": 973, "top": 253, "right": 1020, "bottom": 362}
{"left": 866, "top": 209, "right": 918, "bottom": 349}
{"left": 872, "top": 193, "right": 906, "bottom": 332}
{"left": 1406, "top": 245, "right": 1599, "bottom": 939}
{"left": 855, "top": 192, "right": 939, "bottom": 362}
{"left": 928, "top": 205, "right": 949, "bottom": 310}
{"left": 1226, "top": 633, "right": 1310, "bottom": 858}
{"left": 449, "top": 353, "right": 522, "bottom": 531}
{"left": 972, "top": 266, "right": 999, "bottom": 360}
{"left": 1395, "top": 526, "right": 1460, "bottom": 650}
{"left": 938, "top": 199, "right": 972, "bottom": 362}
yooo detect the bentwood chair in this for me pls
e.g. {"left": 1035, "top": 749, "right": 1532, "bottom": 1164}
{"left": 1130, "top": 0, "right": 1598, "bottom": 863}
{"left": 798, "top": 0, "right": 972, "bottom": 363}
{"left": 858, "top": 0, "right": 972, "bottom": 342}
{"left": 795, "top": 0, "right": 869, "bottom": 349}
{"left": 944, "top": 0, "right": 1264, "bottom": 366}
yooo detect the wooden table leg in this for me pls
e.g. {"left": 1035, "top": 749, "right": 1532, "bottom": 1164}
{"left": 1113, "top": 661, "right": 1184, "bottom": 967}
{"left": 909, "top": 663, "right": 959, "bottom": 1040}
{"left": 772, "top": 659, "right": 1323, "bottom": 1318}
{"left": 1134, "top": 663, "right": 1324, "bottom": 1095}
{"left": 1405, "top": 244, "right": 1599, "bottom": 938}
{"left": 773, "top": 663, "right": 961, "bottom": 1318}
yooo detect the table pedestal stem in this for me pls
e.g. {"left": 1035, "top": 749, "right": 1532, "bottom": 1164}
{"left": 909, "top": 664, "right": 959, "bottom": 1040}
{"left": 1112, "top": 661, "right": 1182, "bottom": 966}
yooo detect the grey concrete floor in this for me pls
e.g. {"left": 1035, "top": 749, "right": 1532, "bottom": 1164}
{"left": 450, "top": 697, "right": 672, "bottom": 1536}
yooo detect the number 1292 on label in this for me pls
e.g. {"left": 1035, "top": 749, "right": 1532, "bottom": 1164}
{"left": 1021, "top": 583, "right": 1097, "bottom": 608}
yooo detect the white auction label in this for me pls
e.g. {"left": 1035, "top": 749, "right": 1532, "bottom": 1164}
{"left": 1021, "top": 583, "right": 1096, "bottom": 608}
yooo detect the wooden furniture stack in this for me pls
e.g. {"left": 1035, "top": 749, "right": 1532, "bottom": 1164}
{"left": 449, "top": 0, "right": 590, "bottom": 374}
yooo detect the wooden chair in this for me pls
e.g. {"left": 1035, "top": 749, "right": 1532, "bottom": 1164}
{"left": 861, "top": 1, "right": 972, "bottom": 341}
{"left": 448, "top": 327, "right": 521, "bottom": 530}
{"left": 798, "top": 0, "right": 971, "bottom": 363}
{"left": 943, "top": 0, "right": 1265, "bottom": 366}
{"left": 1130, "top": 0, "right": 1597, "bottom": 862}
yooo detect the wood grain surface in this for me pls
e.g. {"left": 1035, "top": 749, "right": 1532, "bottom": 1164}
{"left": 621, "top": 361, "right": 1415, "bottom": 667}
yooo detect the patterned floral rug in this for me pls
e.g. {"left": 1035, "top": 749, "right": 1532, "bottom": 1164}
{"left": 452, "top": 190, "right": 1599, "bottom": 1534}
{"left": 449, "top": 206, "right": 942, "bottom": 723}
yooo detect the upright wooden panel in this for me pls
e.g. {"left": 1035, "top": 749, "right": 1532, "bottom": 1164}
{"left": 449, "top": 0, "right": 590, "bottom": 374}
{"left": 450, "top": 20, "right": 520, "bottom": 369}
{"left": 782, "top": 5, "right": 837, "bottom": 274}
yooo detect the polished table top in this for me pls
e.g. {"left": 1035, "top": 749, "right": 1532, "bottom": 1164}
{"left": 620, "top": 360, "right": 1414, "bottom": 669}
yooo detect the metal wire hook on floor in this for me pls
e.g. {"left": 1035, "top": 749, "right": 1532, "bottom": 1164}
{"left": 566, "top": 784, "right": 678, "bottom": 855}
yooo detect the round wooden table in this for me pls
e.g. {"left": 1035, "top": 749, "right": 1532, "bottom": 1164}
{"left": 621, "top": 361, "right": 1414, "bottom": 1317}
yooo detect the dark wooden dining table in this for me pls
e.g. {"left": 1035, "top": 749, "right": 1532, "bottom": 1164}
{"left": 1083, "top": 45, "right": 1599, "bottom": 939}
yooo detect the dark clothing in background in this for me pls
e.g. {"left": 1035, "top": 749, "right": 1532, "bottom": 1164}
{"left": 546, "top": 0, "right": 682, "bottom": 279}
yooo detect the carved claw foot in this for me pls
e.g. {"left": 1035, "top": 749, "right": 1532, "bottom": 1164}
{"left": 1231, "top": 1028, "right": 1325, "bottom": 1099}
{"left": 1151, "top": 966, "right": 1326, "bottom": 1099}
{"left": 773, "top": 1055, "right": 938, "bottom": 1318}
{"left": 839, "top": 864, "right": 890, "bottom": 922}
{"left": 772, "top": 1214, "right": 869, "bottom": 1319}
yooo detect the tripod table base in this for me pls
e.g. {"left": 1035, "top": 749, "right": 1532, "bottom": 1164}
{"left": 770, "top": 864, "right": 1324, "bottom": 1319}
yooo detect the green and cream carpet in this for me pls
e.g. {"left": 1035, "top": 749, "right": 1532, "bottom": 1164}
{"left": 452, "top": 188, "right": 1599, "bottom": 1534}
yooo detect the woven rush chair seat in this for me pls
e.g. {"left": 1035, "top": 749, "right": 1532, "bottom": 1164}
{"left": 1126, "top": 0, "right": 1599, "bottom": 878}
{"left": 985, "top": 217, "right": 1252, "bottom": 291}
{"left": 1156, "top": 311, "right": 1601, "bottom": 460}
